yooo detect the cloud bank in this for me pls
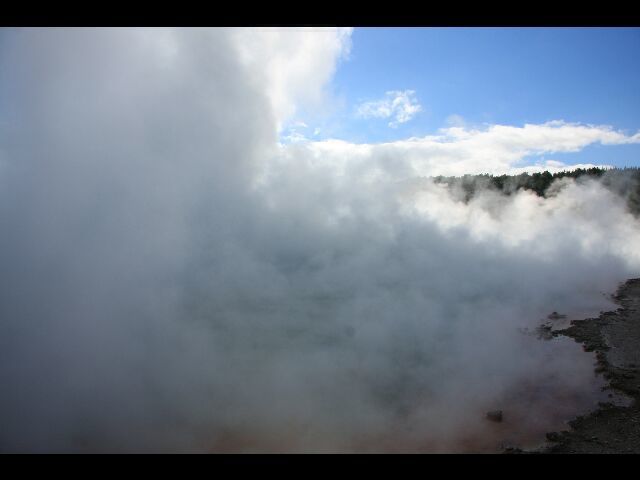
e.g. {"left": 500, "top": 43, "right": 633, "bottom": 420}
{"left": 0, "top": 28, "right": 639, "bottom": 453}
{"left": 277, "top": 121, "right": 640, "bottom": 182}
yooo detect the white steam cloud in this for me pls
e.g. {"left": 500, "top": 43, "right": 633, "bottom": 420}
{"left": 0, "top": 28, "right": 639, "bottom": 453}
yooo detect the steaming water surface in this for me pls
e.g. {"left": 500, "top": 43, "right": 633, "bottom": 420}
{"left": 1, "top": 28, "right": 640, "bottom": 453}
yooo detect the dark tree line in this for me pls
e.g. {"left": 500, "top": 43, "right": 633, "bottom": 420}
{"left": 433, "top": 167, "right": 640, "bottom": 215}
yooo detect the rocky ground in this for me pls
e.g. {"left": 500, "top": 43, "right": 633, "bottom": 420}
{"left": 512, "top": 278, "right": 640, "bottom": 454}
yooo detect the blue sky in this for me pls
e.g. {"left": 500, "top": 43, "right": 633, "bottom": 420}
{"left": 286, "top": 27, "right": 640, "bottom": 169}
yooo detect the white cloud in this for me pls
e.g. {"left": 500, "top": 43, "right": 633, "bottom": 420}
{"left": 356, "top": 90, "right": 422, "bottom": 128}
{"left": 281, "top": 121, "right": 640, "bottom": 180}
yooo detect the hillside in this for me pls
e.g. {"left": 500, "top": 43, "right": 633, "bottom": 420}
{"left": 433, "top": 167, "right": 640, "bottom": 215}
